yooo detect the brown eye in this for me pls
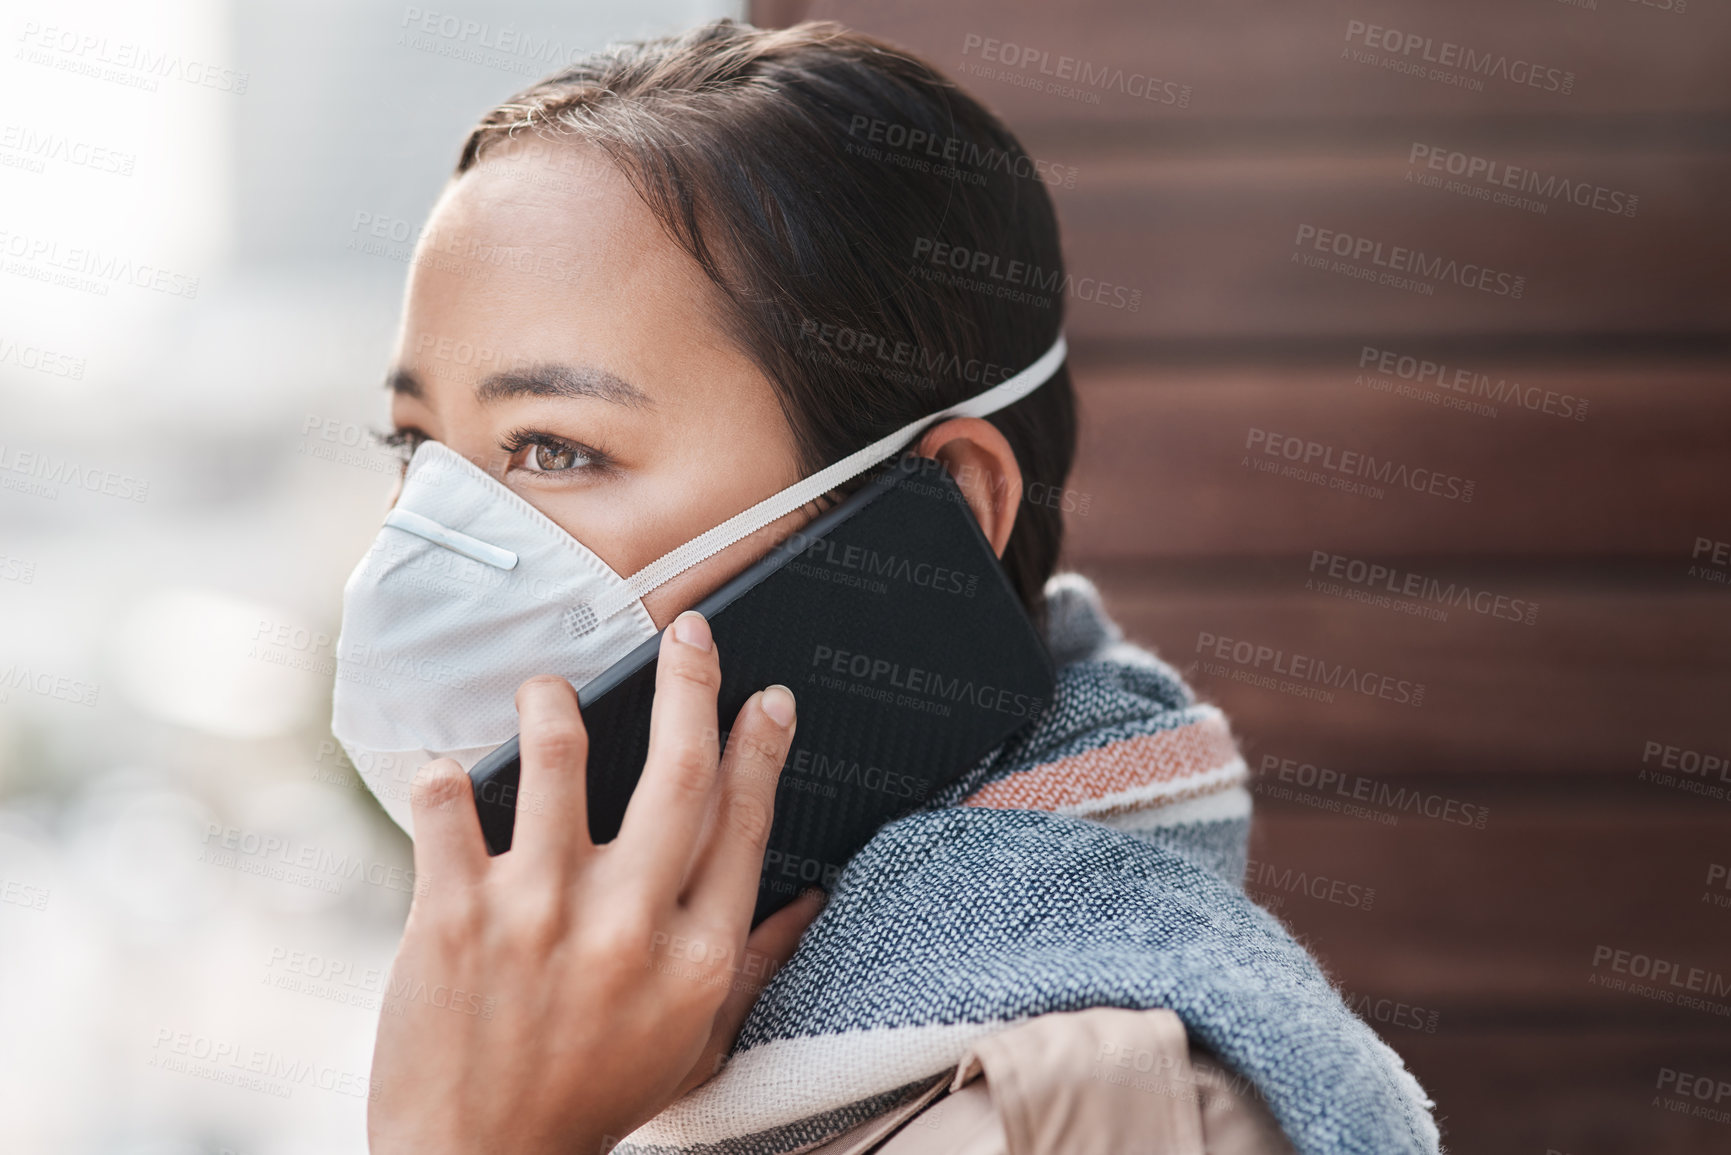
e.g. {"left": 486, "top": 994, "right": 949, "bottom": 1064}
{"left": 533, "top": 441, "right": 579, "bottom": 471}
{"left": 503, "top": 430, "right": 608, "bottom": 476}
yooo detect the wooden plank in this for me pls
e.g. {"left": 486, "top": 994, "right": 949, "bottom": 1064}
{"left": 1039, "top": 153, "right": 1731, "bottom": 342}
{"left": 1063, "top": 361, "right": 1731, "bottom": 559}
{"left": 1246, "top": 802, "right": 1731, "bottom": 1015}
{"left": 1395, "top": 1030, "right": 1731, "bottom": 1155}
{"left": 770, "top": 0, "right": 1731, "bottom": 124}
{"left": 1086, "top": 571, "right": 1731, "bottom": 777}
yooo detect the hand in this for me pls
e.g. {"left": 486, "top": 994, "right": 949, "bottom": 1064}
{"left": 367, "top": 610, "right": 821, "bottom": 1155}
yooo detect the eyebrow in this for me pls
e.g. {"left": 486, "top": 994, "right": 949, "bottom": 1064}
{"left": 387, "top": 363, "right": 652, "bottom": 408}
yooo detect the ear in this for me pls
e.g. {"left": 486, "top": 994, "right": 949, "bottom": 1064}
{"left": 911, "top": 417, "right": 1022, "bottom": 557}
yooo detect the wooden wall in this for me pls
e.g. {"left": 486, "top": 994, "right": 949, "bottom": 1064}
{"left": 754, "top": 2, "right": 1731, "bottom": 1150}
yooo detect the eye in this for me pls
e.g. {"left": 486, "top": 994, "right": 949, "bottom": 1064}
{"left": 378, "top": 427, "right": 428, "bottom": 468}
{"left": 502, "top": 430, "right": 611, "bottom": 476}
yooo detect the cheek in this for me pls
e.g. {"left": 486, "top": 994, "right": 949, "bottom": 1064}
{"left": 636, "top": 506, "right": 820, "bottom": 630}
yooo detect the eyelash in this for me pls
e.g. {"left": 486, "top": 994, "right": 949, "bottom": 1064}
{"left": 500, "top": 428, "right": 615, "bottom": 477}
{"left": 374, "top": 426, "right": 615, "bottom": 477}
{"left": 378, "top": 427, "right": 426, "bottom": 465}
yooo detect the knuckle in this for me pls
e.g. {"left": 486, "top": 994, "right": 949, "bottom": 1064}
{"left": 663, "top": 651, "right": 722, "bottom": 693}
{"left": 505, "top": 883, "right": 570, "bottom": 953}
{"left": 662, "top": 740, "right": 716, "bottom": 797}
{"left": 587, "top": 908, "right": 656, "bottom": 967}
{"left": 720, "top": 789, "right": 773, "bottom": 845}
{"left": 418, "top": 882, "right": 484, "bottom": 943}
{"left": 412, "top": 760, "right": 472, "bottom": 812}
{"left": 522, "top": 721, "right": 588, "bottom": 768}
{"left": 733, "top": 727, "right": 788, "bottom": 775}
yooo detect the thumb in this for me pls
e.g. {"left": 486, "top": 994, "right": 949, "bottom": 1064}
{"left": 673, "top": 889, "right": 826, "bottom": 1097}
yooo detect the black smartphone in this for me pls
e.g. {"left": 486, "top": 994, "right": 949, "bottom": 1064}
{"left": 467, "top": 454, "right": 1055, "bottom": 924}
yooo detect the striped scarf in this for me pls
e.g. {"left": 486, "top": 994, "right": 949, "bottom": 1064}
{"left": 620, "top": 573, "right": 1439, "bottom": 1155}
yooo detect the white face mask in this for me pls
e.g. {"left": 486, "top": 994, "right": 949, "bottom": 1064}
{"left": 331, "top": 335, "right": 1067, "bottom": 834}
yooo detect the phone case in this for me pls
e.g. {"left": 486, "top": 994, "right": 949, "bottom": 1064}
{"left": 468, "top": 455, "right": 1056, "bottom": 924}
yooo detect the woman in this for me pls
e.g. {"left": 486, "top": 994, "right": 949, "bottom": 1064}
{"left": 342, "top": 19, "right": 1440, "bottom": 1155}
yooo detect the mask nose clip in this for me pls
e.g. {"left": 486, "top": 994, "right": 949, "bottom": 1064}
{"left": 383, "top": 507, "right": 519, "bottom": 570}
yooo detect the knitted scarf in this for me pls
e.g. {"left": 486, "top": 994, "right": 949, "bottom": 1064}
{"left": 620, "top": 574, "right": 1440, "bottom": 1155}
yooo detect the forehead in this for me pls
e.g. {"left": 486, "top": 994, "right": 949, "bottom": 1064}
{"left": 398, "top": 139, "right": 725, "bottom": 379}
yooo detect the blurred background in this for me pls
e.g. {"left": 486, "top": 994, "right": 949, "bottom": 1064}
{"left": 0, "top": 0, "right": 1726, "bottom": 1152}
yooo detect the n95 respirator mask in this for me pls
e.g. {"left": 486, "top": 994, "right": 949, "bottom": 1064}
{"left": 330, "top": 335, "right": 1067, "bottom": 834}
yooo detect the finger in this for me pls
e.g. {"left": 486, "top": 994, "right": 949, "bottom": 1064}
{"left": 510, "top": 675, "right": 593, "bottom": 867}
{"left": 616, "top": 611, "right": 724, "bottom": 895}
{"left": 407, "top": 758, "right": 488, "bottom": 902}
{"left": 672, "top": 888, "right": 825, "bottom": 1098}
{"left": 684, "top": 684, "right": 795, "bottom": 922}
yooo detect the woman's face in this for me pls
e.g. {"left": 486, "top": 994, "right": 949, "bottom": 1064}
{"left": 385, "top": 141, "right": 808, "bottom": 628}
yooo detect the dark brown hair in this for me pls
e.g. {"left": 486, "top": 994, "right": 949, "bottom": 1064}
{"left": 456, "top": 19, "right": 1076, "bottom": 625}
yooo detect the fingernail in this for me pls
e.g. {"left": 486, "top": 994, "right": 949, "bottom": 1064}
{"left": 761, "top": 684, "right": 795, "bottom": 727}
{"left": 673, "top": 611, "right": 712, "bottom": 651}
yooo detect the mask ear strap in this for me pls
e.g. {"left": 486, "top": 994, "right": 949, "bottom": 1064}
{"left": 584, "top": 334, "right": 1067, "bottom": 626}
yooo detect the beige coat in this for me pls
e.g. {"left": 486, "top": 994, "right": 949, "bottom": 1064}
{"left": 809, "top": 1008, "right": 1295, "bottom": 1155}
